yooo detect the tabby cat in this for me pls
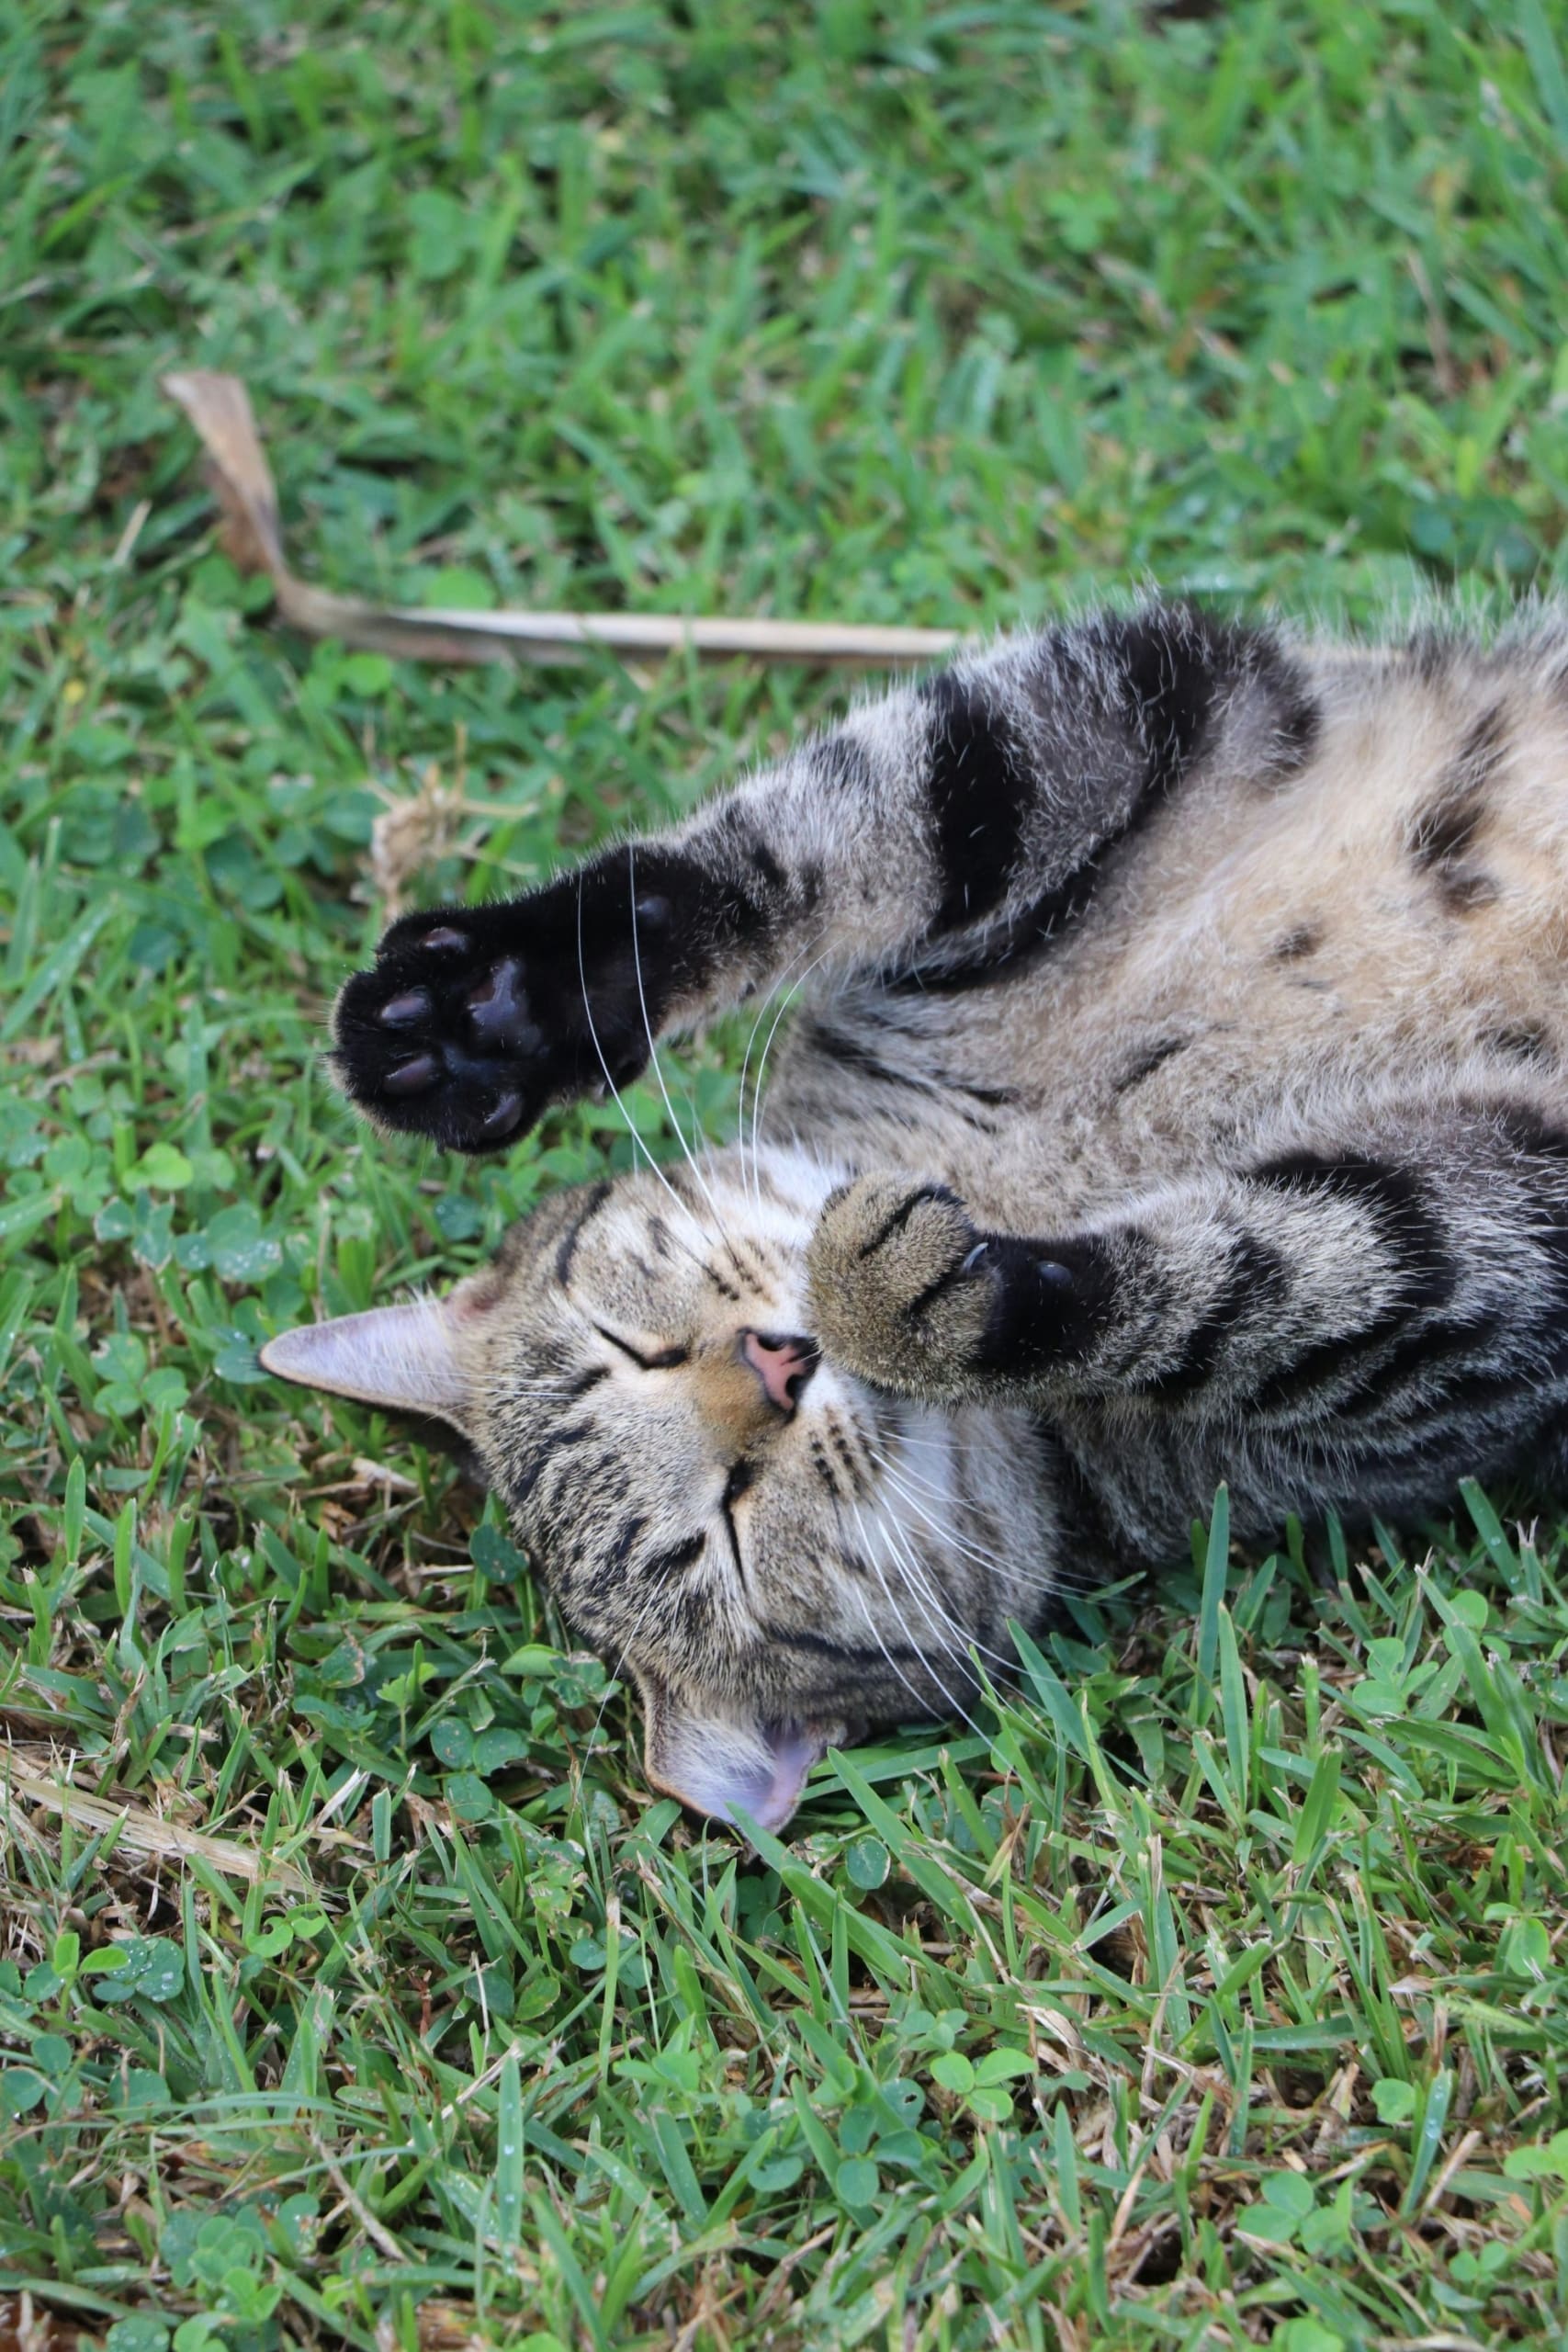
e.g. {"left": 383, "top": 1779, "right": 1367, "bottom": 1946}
{"left": 263, "top": 601, "right": 1568, "bottom": 1829}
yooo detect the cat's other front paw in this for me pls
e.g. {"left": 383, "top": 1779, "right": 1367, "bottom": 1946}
{"left": 805, "top": 1175, "right": 998, "bottom": 1393}
{"left": 330, "top": 876, "right": 662, "bottom": 1153}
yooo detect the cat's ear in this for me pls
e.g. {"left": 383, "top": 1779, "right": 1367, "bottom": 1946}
{"left": 636, "top": 1673, "right": 840, "bottom": 1835}
{"left": 260, "top": 1297, "right": 472, "bottom": 1431}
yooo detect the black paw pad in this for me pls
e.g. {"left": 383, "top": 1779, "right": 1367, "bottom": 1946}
{"left": 467, "top": 958, "right": 538, "bottom": 1052}
{"left": 384, "top": 1054, "right": 439, "bottom": 1096}
{"left": 379, "top": 989, "right": 430, "bottom": 1027}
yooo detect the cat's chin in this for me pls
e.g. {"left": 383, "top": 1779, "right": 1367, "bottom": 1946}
{"left": 636, "top": 1670, "right": 855, "bottom": 1834}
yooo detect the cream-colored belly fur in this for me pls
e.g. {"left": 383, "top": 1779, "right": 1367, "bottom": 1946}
{"left": 773, "top": 661, "right": 1568, "bottom": 1227}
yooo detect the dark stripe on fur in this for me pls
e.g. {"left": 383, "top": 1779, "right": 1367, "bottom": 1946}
{"left": 1253, "top": 1302, "right": 1416, "bottom": 1414}
{"left": 899, "top": 613, "right": 1313, "bottom": 993}
{"left": 759, "top": 1623, "right": 931, "bottom": 1667}
{"left": 1137, "top": 1234, "right": 1288, "bottom": 1396}
{"left": 1407, "top": 704, "right": 1509, "bottom": 916}
{"left": 502, "top": 1419, "right": 595, "bottom": 1505}
{"left": 643, "top": 1532, "right": 705, "bottom": 1580}
{"left": 803, "top": 1018, "right": 937, "bottom": 1094}
{"left": 1113, "top": 1035, "right": 1190, "bottom": 1096}
{"left": 1483, "top": 1021, "right": 1554, "bottom": 1068}
{"left": 859, "top": 1182, "right": 956, "bottom": 1259}
{"left": 556, "top": 1180, "right": 613, "bottom": 1285}
{"left": 919, "top": 671, "right": 1033, "bottom": 934}
{"left": 1247, "top": 1149, "right": 1456, "bottom": 1307}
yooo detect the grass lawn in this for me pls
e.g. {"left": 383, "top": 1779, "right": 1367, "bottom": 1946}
{"left": 5, "top": 2, "right": 1568, "bottom": 2345}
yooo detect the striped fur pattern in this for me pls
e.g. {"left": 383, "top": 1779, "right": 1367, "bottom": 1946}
{"left": 304, "top": 602, "right": 1568, "bottom": 1826}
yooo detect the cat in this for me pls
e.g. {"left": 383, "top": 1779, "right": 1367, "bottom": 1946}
{"left": 262, "top": 599, "right": 1568, "bottom": 1830}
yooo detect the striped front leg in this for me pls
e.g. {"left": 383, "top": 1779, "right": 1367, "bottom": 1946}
{"left": 333, "top": 602, "right": 1320, "bottom": 1151}
{"left": 806, "top": 1104, "right": 1568, "bottom": 1532}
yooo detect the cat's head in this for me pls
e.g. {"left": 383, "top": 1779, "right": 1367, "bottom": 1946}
{"left": 263, "top": 1148, "right": 1052, "bottom": 1830}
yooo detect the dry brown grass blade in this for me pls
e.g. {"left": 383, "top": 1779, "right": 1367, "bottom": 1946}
{"left": 1, "top": 1746, "right": 310, "bottom": 1892}
{"left": 162, "top": 369, "right": 961, "bottom": 670}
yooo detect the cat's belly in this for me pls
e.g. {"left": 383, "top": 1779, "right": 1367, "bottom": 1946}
{"left": 767, "top": 672, "right": 1568, "bottom": 1234}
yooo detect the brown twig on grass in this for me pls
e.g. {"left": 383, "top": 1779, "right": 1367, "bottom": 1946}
{"left": 1, "top": 1746, "right": 310, "bottom": 1892}
{"left": 162, "top": 370, "right": 961, "bottom": 672}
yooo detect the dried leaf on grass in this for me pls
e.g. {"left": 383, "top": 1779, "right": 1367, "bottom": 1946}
{"left": 1, "top": 1747, "right": 310, "bottom": 1892}
{"left": 162, "top": 370, "right": 961, "bottom": 673}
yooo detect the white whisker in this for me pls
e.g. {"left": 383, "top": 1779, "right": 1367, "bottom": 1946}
{"left": 864, "top": 1439, "right": 1100, "bottom": 1602}
{"left": 849, "top": 1500, "right": 985, "bottom": 1739}
{"left": 873, "top": 1488, "right": 1021, "bottom": 1677}
{"left": 627, "top": 844, "right": 739, "bottom": 1259}
{"left": 747, "top": 939, "right": 833, "bottom": 1213}
{"left": 575, "top": 871, "right": 713, "bottom": 1270}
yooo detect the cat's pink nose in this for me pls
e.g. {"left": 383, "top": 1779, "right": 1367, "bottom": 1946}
{"left": 739, "top": 1329, "right": 820, "bottom": 1415}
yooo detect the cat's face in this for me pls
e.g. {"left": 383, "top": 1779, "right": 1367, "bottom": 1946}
{"left": 263, "top": 1148, "right": 1053, "bottom": 1827}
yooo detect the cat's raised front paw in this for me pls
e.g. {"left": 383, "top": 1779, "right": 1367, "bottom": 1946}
{"left": 331, "top": 879, "right": 662, "bottom": 1153}
{"left": 805, "top": 1175, "right": 998, "bottom": 1392}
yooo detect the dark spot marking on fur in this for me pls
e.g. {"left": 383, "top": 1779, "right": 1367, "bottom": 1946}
{"left": 1112, "top": 1035, "right": 1190, "bottom": 1096}
{"left": 1483, "top": 1021, "right": 1554, "bottom": 1068}
{"left": 919, "top": 670, "right": 1032, "bottom": 934}
{"left": 1404, "top": 629, "right": 1453, "bottom": 684}
{"left": 1272, "top": 923, "right": 1323, "bottom": 962}
{"left": 807, "top": 1435, "right": 841, "bottom": 1499}
{"left": 826, "top": 1419, "right": 862, "bottom": 1487}
{"left": 813, "top": 732, "right": 874, "bottom": 798}
{"left": 750, "top": 839, "right": 785, "bottom": 894}
{"left": 1438, "top": 865, "right": 1500, "bottom": 914}
{"left": 1493, "top": 1103, "right": 1568, "bottom": 1162}
{"left": 859, "top": 1182, "right": 955, "bottom": 1258}
{"left": 1407, "top": 703, "right": 1508, "bottom": 913}
{"left": 555, "top": 1179, "right": 614, "bottom": 1286}
{"left": 1410, "top": 791, "right": 1483, "bottom": 872}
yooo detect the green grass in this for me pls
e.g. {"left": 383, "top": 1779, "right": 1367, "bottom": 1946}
{"left": 4, "top": 1, "right": 1568, "bottom": 2345}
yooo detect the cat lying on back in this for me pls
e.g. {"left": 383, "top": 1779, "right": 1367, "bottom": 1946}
{"left": 263, "top": 601, "right": 1568, "bottom": 1830}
